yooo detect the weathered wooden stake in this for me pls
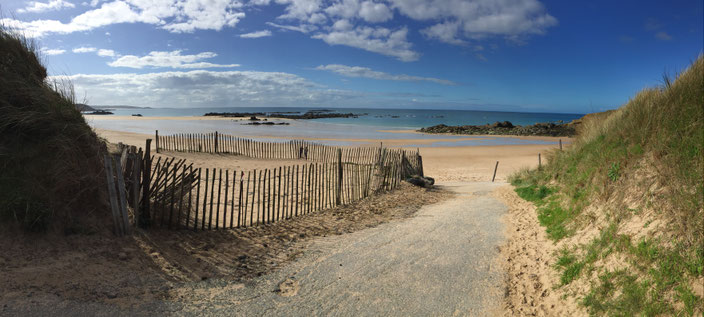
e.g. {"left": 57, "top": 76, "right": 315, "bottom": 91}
{"left": 492, "top": 161, "right": 499, "bottom": 182}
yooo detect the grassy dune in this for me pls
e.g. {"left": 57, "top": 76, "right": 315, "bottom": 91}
{"left": 0, "top": 27, "right": 106, "bottom": 232}
{"left": 510, "top": 56, "right": 703, "bottom": 315}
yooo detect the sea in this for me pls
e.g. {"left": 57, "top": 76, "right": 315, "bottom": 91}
{"left": 86, "top": 107, "right": 583, "bottom": 147}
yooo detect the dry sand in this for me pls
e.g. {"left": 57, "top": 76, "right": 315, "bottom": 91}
{"left": 0, "top": 184, "right": 451, "bottom": 312}
{"left": 493, "top": 186, "right": 585, "bottom": 316}
{"left": 95, "top": 127, "right": 563, "bottom": 183}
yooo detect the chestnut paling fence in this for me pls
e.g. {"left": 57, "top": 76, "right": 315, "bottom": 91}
{"left": 107, "top": 134, "right": 424, "bottom": 233}
{"left": 154, "top": 130, "right": 423, "bottom": 168}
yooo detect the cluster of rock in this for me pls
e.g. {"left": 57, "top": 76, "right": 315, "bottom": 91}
{"left": 204, "top": 110, "right": 361, "bottom": 120}
{"left": 204, "top": 112, "right": 265, "bottom": 117}
{"left": 418, "top": 120, "right": 577, "bottom": 137}
{"left": 245, "top": 121, "right": 290, "bottom": 126}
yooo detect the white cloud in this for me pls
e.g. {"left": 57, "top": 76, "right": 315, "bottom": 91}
{"left": 276, "top": 0, "right": 324, "bottom": 22}
{"left": 18, "top": 0, "right": 75, "bottom": 13}
{"left": 420, "top": 20, "right": 466, "bottom": 45}
{"left": 266, "top": 0, "right": 556, "bottom": 60}
{"left": 316, "top": 64, "right": 456, "bottom": 85}
{"left": 654, "top": 31, "right": 672, "bottom": 41}
{"left": 56, "top": 70, "right": 363, "bottom": 107}
{"left": 73, "top": 46, "right": 97, "bottom": 53}
{"left": 320, "top": 0, "right": 391, "bottom": 23}
{"left": 41, "top": 48, "right": 67, "bottom": 55}
{"left": 108, "top": 50, "right": 240, "bottom": 69}
{"left": 3, "top": 0, "right": 246, "bottom": 37}
{"left": 313, "top": 25, "right": 419, "bottom": 61}
{"left": 97, "top": 49, "right": 116, "bottom": 57}
{"left": 239, "top": 30, "right": 272, "bottom": 38}
{"left": 161, "top": 0, "right": 245, "bottom": 33}
{"left": 266, "top": 21, "right": 316, "bottom": 33}
{"left": 358, "top": 1, "right": 392, "bottom": 23}
{"left": 400, "top": 0, "right": 558, "bottom": 43}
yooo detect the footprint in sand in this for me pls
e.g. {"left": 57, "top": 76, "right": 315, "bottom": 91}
{"left": 277, "top": 278, "right": 300, "bottom": 297}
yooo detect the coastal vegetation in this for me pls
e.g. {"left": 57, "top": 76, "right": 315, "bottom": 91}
{"left": 0, "top": 27, "right": 106, "bottom": 232}
{"left": 418, "top": 120, "right": 578, "bottom": 137}
{"left": 510, "top": 55, "right": 703, "bottom": 315}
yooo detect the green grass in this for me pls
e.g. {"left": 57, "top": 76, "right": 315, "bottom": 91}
{"left": 513, "top": 184, "right": 554, "bottom": 204}
{"left": 510, "top": 56, "right": 704, "bottom": 315}
{"left": 537, "top": 201, "right": 574, "bottom": 240}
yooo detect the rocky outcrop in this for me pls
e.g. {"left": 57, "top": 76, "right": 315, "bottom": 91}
{"left": 418, "top": 120, "right": 577, "bottom": 137}
{"left": 204, "top": 110, "right": 362, "bottom": 120}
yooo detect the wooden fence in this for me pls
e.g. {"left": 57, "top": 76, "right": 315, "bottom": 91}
{"left": 104, "top": 143, "right": 144, "bottom": 236}
{"left": 154, "top": 131, "right": 423, "bottom": 170}
{"left": 145, "top": 147, "right": 420, "bottom": 230}
{"left": 104, "top": 135, "right": 424, "bottom": 233}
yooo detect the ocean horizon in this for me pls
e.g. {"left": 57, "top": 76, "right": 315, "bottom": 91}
{"left": 86, "top": 107, "right": 580, "bottom": 148}
{"left": 94, "top": 107, "right": 584, "bottom": 130}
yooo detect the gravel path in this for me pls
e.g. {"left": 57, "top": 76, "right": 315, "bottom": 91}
{"left": 3, "top": 182, "right": 508, "bottom": 316}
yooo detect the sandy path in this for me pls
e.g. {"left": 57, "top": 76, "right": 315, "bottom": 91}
{"left": 168, "top": 181, "right": 508, "bottom": 316}
{"left": 2, "top": 182, "right": 509, "bottom": 316}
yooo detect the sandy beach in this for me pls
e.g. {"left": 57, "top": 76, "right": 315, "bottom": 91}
{"left": 94, "top": 122, "right": 565, "bottom": 182}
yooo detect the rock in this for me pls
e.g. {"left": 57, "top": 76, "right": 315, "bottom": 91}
{"left": 118, "top": 252, "right": 128, "bottom": 261}
{"left": 237, "top": 255, "right": 248, "bottom": 261}
{"left": 406, "top": 176, "right": 435, "bottom": 188}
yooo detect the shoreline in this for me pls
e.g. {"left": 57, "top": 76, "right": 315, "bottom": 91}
{"left": 86, "top": 115, "right": 570, "bottom": 144}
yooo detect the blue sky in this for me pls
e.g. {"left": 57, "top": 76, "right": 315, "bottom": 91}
{"left": 2, "top": 0, "right": 702, "bottom": 113}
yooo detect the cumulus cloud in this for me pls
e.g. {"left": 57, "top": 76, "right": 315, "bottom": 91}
{"left": 316, "top": 64, "right": 456, "bottom": 85}
{"left": 421, "top": 20, "right": 465, "bottom": 45}
{"left": 18, "top": 0, "right": 75, "bottom": 13}
{"left": 55, "top": 70, "right": 363, "bottom": 107}
{"left": 3, "top": 0, "right": 246, "bottom": 37}
{"left": 313, "top": 25, "right": 419, "bottom": 61}
{"left": 41, "top": 48, "right": 66, "bottom": 55}
{"left": 268, "top": 0, "right": 556, "bottom": 60}
{"left": 73, "top": 46, "right": 97, "bottom": 53}
{"left": 358, "top": 1, "right": 392, "bottom": 23}
{"left": 406, "top": 0, "right": 558, "bottom": 44}
{"left": 107, "top": 50, "right": 240, "bottom": 69}
{"left": 240, "top": 30, "right": 272, "bottom": 38}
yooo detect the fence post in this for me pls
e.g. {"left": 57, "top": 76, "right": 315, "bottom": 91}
{"left": 140, "top": 139, "right": 152, "bottom": 227}
{"left": 418, "top": 154, "right": 424, "bottom": 177}
{"left": 104, "top": 155, "right": 123, "bottom": 236}
{"left": 492, "top": 161, "right": 499, "bottom": 182}
{"left": 214, "top": 131, "right": 219, "bottom": 154}
{"left": 559, "top": 139, "right": 563, "bottom": 151}
{"left": 132, "top": 152, "right": 140, "bottom": 227}
{"left": 155, "top": 130, "right": 159, "bottom": 153}
{"left": 538, "top": 153, "right": 542, "bottom": 169}
{"left": 336, "top": 149, "right": 342, "bottom": 206}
